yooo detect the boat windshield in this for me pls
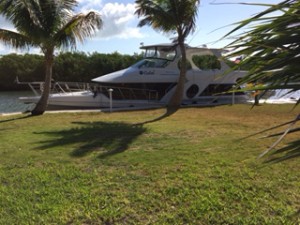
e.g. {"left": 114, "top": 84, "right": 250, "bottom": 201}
{"left": 132, "top": 58, "right": 170, "bottom": 68}
{"left": 132, "top": 45, "right": 177, "bottom": 68}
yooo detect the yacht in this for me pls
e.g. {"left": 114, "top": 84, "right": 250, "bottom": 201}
{"left": 19, "top": 43, "right": 248, "bottom": 109}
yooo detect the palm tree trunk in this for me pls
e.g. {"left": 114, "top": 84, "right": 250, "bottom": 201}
{"left": 31, "top": 49, "right": 54, "bottom": 115}
{"left": 167, "top": 42, "right": 187, "bottom": 113}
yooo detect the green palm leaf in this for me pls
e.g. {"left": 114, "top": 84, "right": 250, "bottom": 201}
{"left": 224, "top": 0, "right": 300, "bottom": 89}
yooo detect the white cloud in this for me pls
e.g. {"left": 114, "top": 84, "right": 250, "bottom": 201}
{"left": 77, "top": 2, "right": 144, "bottom": 40}
{"left": 97, "top": 3, "right": 143, "bottom": 39}
{"left": 77, "top": 0, "right": 103, "bottom": 11}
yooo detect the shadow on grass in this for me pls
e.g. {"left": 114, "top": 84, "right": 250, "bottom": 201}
{"left": 34, "top": 121, "right": 146, "bottom": 159}
{"left": 0, "top": 113, "right": 32, "bottom": 123}
{"left": 134, "top": 107, "right": 178, "bottom": 125}
{"left": 264, "top": 139, "right": 300, "bottom": 163}
{"left": 287, "top": 209, "right": 300, "bottom": 224}
{"left": 134, "top": 104, "right": 218, "bottom": 125}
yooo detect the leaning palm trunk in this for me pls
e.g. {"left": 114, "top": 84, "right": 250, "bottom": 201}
{"left": 138, "top": 42, "right": 188, "bottom": 124}
{"left": 31, "top": 50, "right": 54, "bottom": 115}
{"left": 167, "top": 42, "right": 187, "bottom": 113}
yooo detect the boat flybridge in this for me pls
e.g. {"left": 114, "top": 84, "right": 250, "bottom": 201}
{"left": 19, "top": 43, "right": 249, "bottom": 109}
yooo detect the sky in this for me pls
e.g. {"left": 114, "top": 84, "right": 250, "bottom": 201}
{"left": 0, "top": 0, "right": 281, "bottom": 56}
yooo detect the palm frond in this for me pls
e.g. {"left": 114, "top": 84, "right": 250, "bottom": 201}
{"left": 258, "top": 114, "right": 300, "bottom": 158}
{"left": 0, "top": 1, "right": 41, "bottom": 36}
{"left": 37, "top": 0, "right": 77, "bottom": 35}
{"left": 225, "top": 0, "right": 300, "bottom": 89}
{"left": 135, "top": 0, "right": 200, "bottom": 41}
{"left": 54, "top": 11, "right": 102, "bottom": 50}
{"left": 0, "top": 28, "right": 34, "bottom": 49}
{"left": 135, "top": 0, "right": 175, "bottom": 33}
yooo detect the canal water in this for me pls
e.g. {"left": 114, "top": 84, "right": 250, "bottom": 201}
{"left": 0, "top": 91, "right": 35, "bottom": 114}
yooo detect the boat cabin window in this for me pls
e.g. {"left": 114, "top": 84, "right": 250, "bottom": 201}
{"left": 192, "top": 54, "right": 221, "bottom": 70}
{"left": 144, "top": 49, "right": 157, "bottom": 58}
{"left": 133, "top": 46, "right": 177, "bottom": 69}
{"left": 144, "top": 46, "right": 176, "bottom": 60}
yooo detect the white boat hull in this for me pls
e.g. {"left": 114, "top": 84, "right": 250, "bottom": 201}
{"left": 19, "top": 89, "right": 249, "bottom": 110}
{"left": 19, "top": 90, "right": 166, "bottom": 109}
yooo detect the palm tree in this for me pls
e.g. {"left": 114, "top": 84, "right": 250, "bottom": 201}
{"left": 0, "top": 0, "right": 102, "bottom": 115}
{"left": 135, "top": 0, "right": 200, "bottom": 113}
{"left": 224, "top": 0, "right": 300, "bottom": 98}
{"left": 223, "top": 0, "right": 300, "bottom": 159}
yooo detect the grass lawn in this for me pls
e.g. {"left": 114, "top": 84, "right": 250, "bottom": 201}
{"left": 0, "top": 104, "right": 299, "bottom": 224}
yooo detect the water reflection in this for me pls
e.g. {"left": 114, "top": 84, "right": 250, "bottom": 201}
{"left": 0, "top": 91, "right": 34, "bottom": 114}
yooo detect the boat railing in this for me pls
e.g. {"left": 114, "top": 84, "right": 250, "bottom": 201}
{"left": 56, "top": 81, "right": 93, "bottom": 92}
{"left": 96, "top": 85, "right": 159, "bottom": 101}
{"left": 16, "top": 77, "right": 160, "bottom": 101}
{"left": 15, "top": 77, "right": 96, "bottom": 95}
